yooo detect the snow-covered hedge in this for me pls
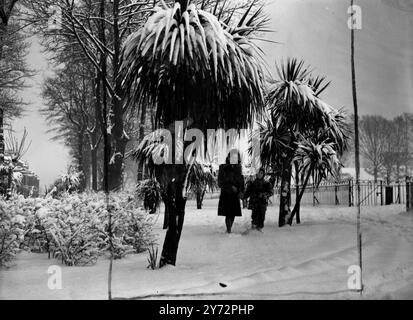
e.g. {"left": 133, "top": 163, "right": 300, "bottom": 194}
{"left": 0, "top": 193, "right": 156, "bottom": 266}
{"left": 0, "top": 202, "right": 25, "bottom": 266}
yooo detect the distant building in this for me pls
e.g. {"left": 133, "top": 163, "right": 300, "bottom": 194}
{"left": 1, "top": 154, "right": 40, "bottom": 198}
{"left": 13, "top": 159, "right": 40, "bottom": 198}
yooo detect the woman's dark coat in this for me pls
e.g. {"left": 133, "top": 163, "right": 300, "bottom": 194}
{"left": 217, "top": 164, "right": 244, "bottom": 217}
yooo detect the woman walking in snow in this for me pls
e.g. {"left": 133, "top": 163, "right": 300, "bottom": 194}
{"left": 217, "top": 149, "right": 244, "bottom": 233}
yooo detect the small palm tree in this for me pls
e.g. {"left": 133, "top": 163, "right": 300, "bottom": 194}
{"left": 188, "top": 162, "right": 217, "bottom": 209}
{"left": 262, "top": 58, "right": 349, "bottom": 226}
{"left": 136, "top": 179, "right": 162, "bottom": 214}
{"left": 285, "top": 135, "right": 341, "bottom": 225}
{"left": 121, "top": 0, "right": 267, "bottom": 267}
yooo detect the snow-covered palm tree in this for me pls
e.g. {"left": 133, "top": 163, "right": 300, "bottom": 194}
{"left": 188, "top": 162, "right": 217, "bottom": 210}
{"left": 261, "top": 58, "right": 349, "bottom": 227}
{"left": 121, "top": 0, "right": 267, "bottom": 267}
{"left": 286, "top": 134, "right": 341, "bottom": 225}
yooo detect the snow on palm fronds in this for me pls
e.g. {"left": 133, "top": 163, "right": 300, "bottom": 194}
{"left": 267, "top": 58, "right": 349, "bottom": 154}
{"left": 293, "top": 135, "right": 341, "bottom": 187}
{"left": 5, "top": 127, "right": 32, "bottom": 163}
{"left": 252, "top": 114, "right": 294, "bottom": 174}
{"left": 188, "top": 161, "right": 217, "bottom": 194}
{"left": 60, "top": 169, "right": 82, "bottom": 193}
{"left": 120, "top": 0, "right": 268, "bottom": 130}
{"left": 47, "top": 167, "right": 83, "bottom": 197}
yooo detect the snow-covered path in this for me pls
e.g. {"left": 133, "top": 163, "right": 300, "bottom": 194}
{"left": 1, "top": 201, "right": 412, "bottom": 300}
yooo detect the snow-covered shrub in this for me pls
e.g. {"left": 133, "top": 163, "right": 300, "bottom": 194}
{"left": 46, "top": 167, "right": 84, "bottom": 198}
{"left": 0, "top": 198, "right": 26, "bottom": 266}
{"left": 15, "top": 197, "right": 52, "bottom": 254}
{"left": 1, "top": 192, "right": 156, "bottom": 266}
{"left": 45, "top": 195, "right": 105, "bottom": 266}
{"left": 104, "top": 193, "right": 156, "bottom": 258}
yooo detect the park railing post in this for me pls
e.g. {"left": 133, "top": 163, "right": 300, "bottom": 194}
{"left": 397, "top": 181, "right": 401, "bottom": 204}
{"left": 380, "top": 180, "right": 384, "bottom": 206}
{"left": 407, "top": 176, "right": 413, "bottom": 212}
{"left": 348, "top": 179, "right": 352, "bottom": 207}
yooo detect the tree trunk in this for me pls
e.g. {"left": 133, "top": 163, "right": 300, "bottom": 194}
{"left": 294, "top": 162, "right": 301, "bottom": 224}
{"left": 98, "top": 7, "right": 109, "bottom": 193}
{"left": 107, "top": 0, "right": 128, "bottom": 191}
{"left": 196, "top": 189, "right": 205, "bottom": 209}
{"left": 0, "top": 108, "right": 4, "bottom": 165}
{"left": 162, "top": 193, "right": 169, "bottom": 230}
{"left": 91, "top": 73, "right": 101, "bottom": 191}
{"left": 159, "top": 181, "right": 187, "bottom": 267}
{"left": 137, "top": 103, "right": 147, "bottom": 181}
{"left": 6, "top": 164, "right": 12, "bottom": 199}
{"left": 77, "top": 131, "right": 86, "bottom": 191}
{"left": 288, "top": 164, "right": 314, "bottom": 225}
{"left": 279, "top": 156, "right": 292, "bottom": 227}
{"left": 156, "top": 164, "right": 188, "bottom": 267}
{"left": 91, "top": 145, "right": 98, "bottom": 191}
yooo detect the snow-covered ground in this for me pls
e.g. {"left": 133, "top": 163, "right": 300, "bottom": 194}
{"left": 1, "top": 200, "right": 413, "bottom": 300}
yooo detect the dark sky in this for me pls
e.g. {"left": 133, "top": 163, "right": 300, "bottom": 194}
{"left": 12, "top": 0, "right": 413, "bottom": 188}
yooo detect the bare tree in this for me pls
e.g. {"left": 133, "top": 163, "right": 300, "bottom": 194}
{"left": 42, "top": 50, "right": 100, "bottom": 190}
{"left": 392, "top": 114, "right": 412, "bottom": 180}
{"left": 359, "top": 115, "right": 388, "bottom": 182}
{"left": 22, "top": 0, "right": 154, "bottom": 191}
{"left": 1, "top": 0, "right": 32, "bottom": 195}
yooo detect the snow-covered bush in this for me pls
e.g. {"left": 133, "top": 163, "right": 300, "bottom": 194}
{"left": 46, "top": 167, "right": 84, "bottom": 198}
{"left": 104, "top": 193, "right": 156, "bottom": 259}
{"left": 1, "top": 192, "right": 156, "bottom": 266}
{"left": 44, "top": 195, "right": 105, "bottom": 266}
{"left": 23, "top": 203, "right": 54, "bottom": 255}
{"left": 0, "top": 199, "right": 26, "bottom": 266}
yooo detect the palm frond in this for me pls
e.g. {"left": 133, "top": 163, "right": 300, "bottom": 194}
{"left": 250, "top": 114, "right": 294, "bottom": 174}
{"left": 187, "top": 162, "right": 217, "bottom": 192}
{"left": 294, "top": 135, "right": 341, "bottom": 187}
{"left": 268, "top": 58, "right": 349, "bottom": 145}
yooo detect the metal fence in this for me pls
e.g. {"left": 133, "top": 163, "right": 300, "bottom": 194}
{"left": 206, "top": 178, "right": 412, "bottom": 208}
{"left": 272, "top": 180, "right": 408, "bottom": 207}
